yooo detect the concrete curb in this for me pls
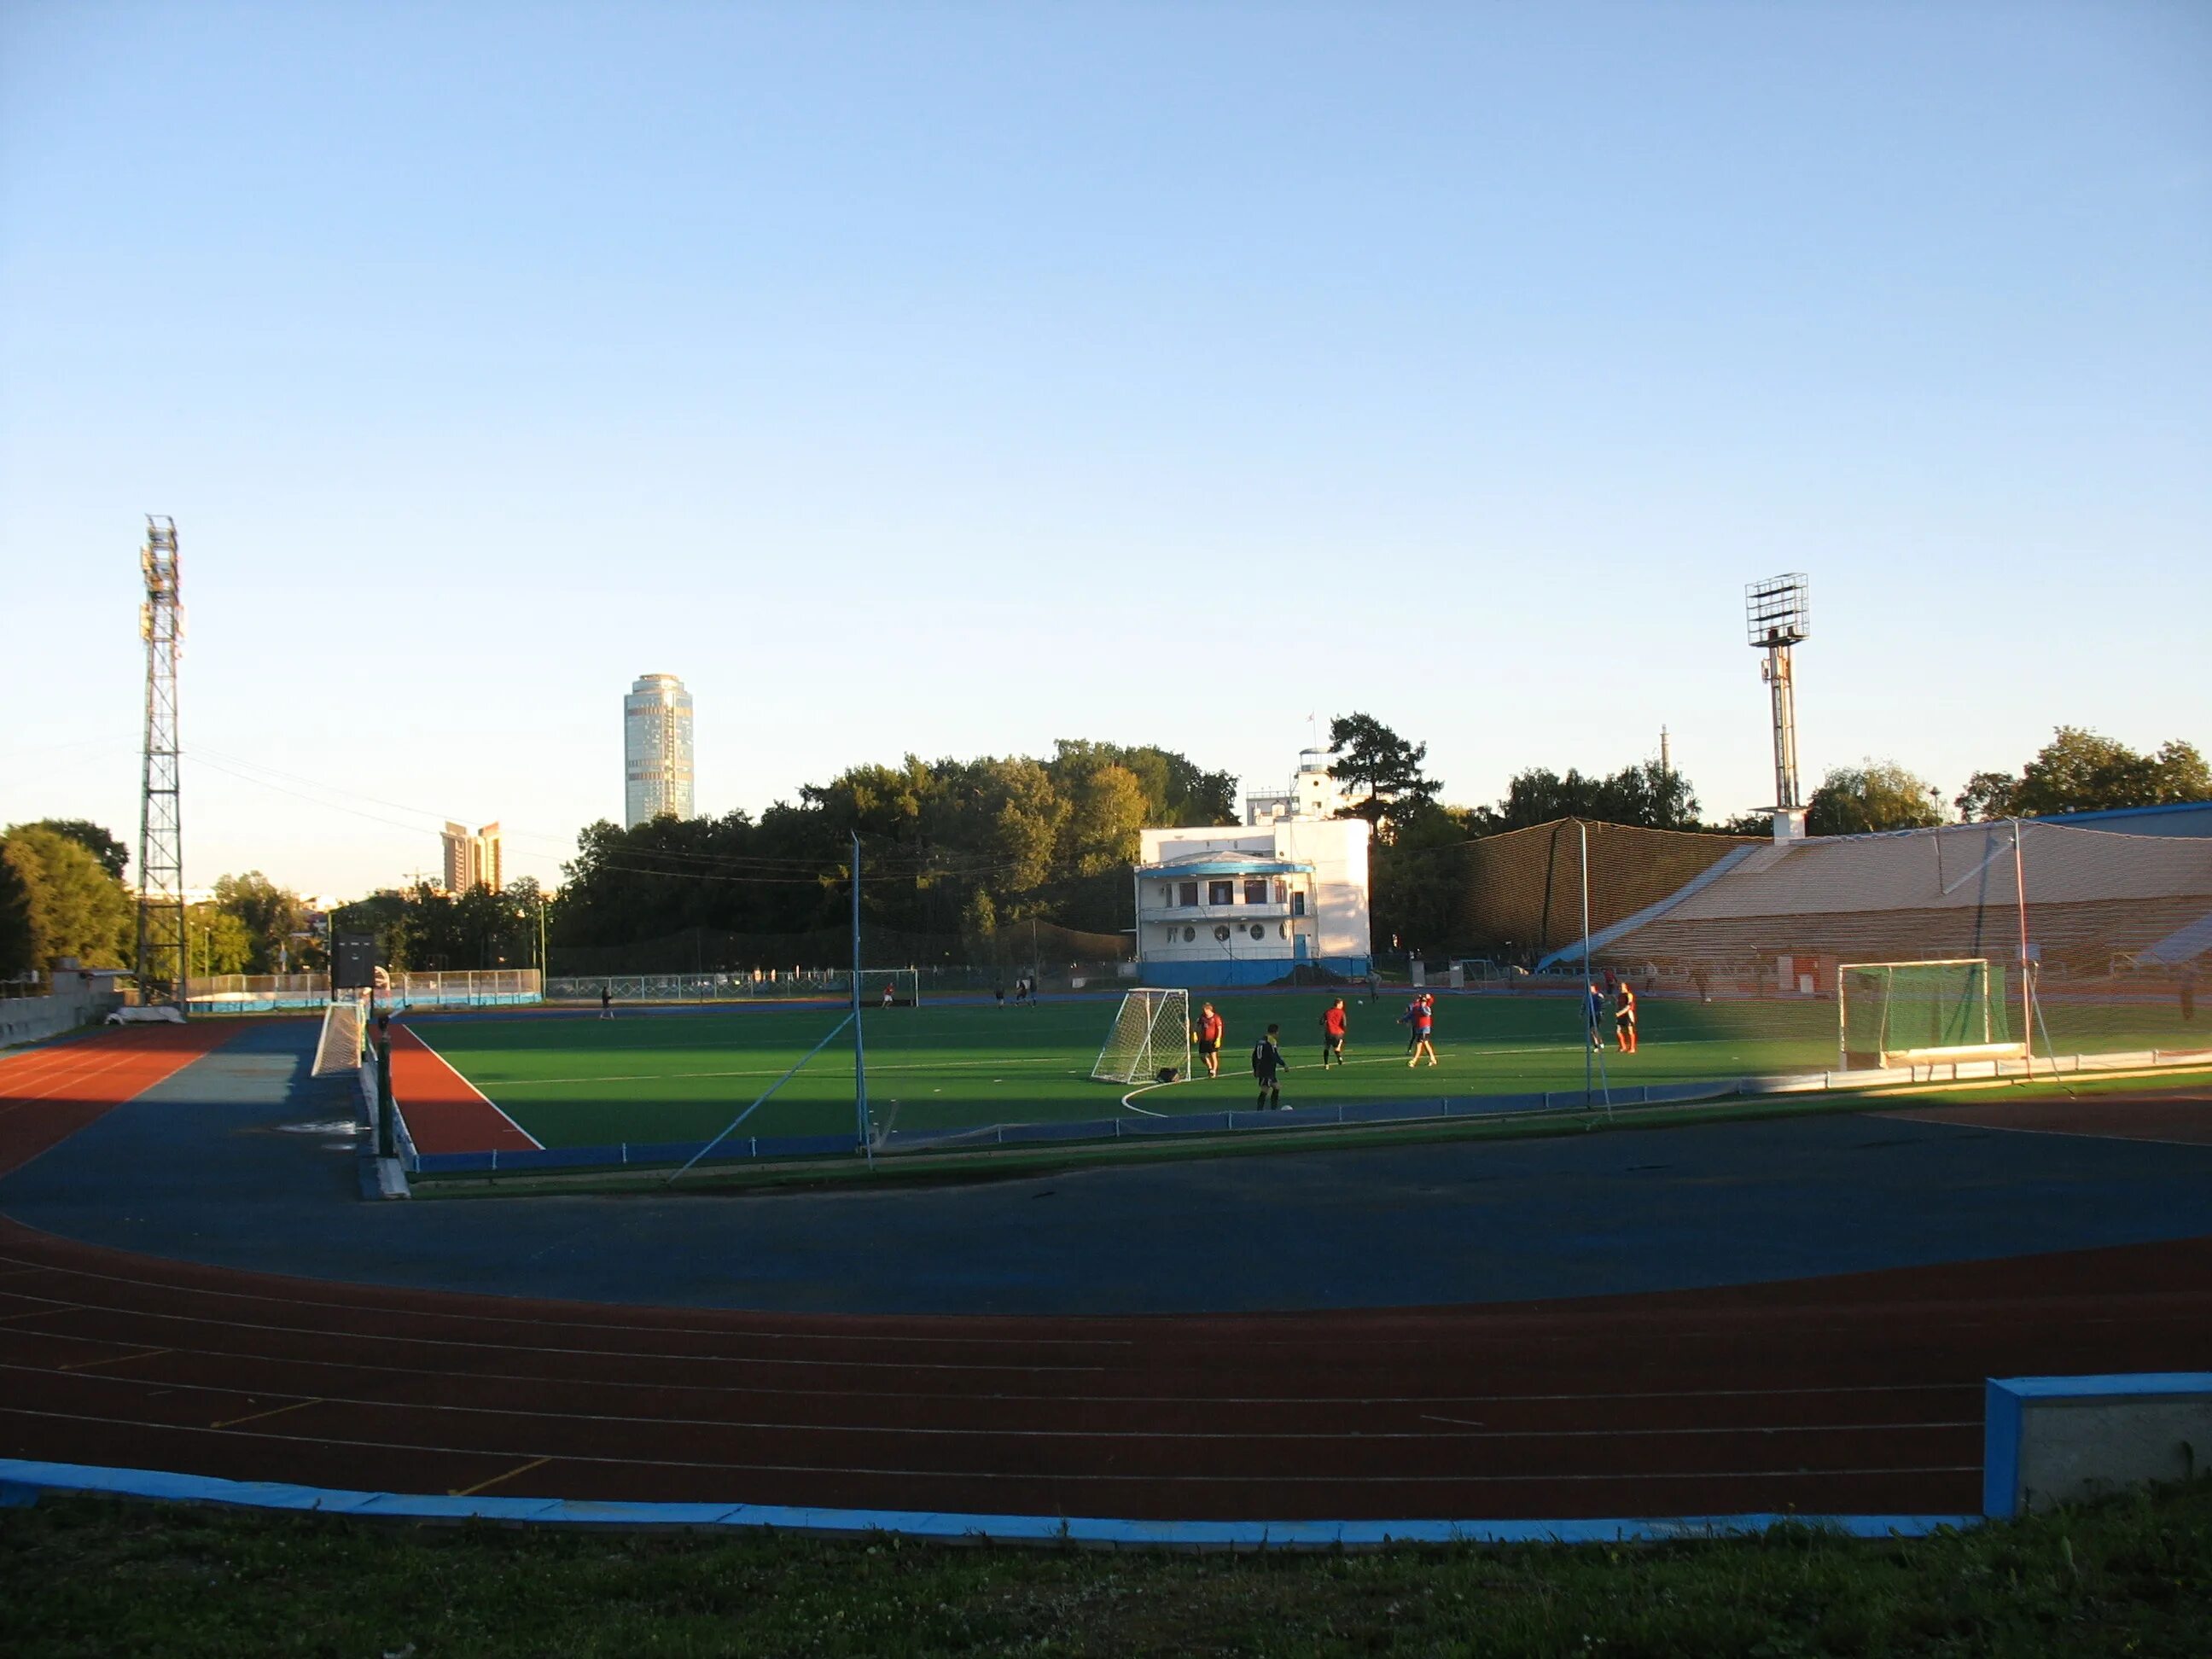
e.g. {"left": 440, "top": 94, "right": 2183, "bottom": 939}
{"left": 0, "top": 1460, "right": 1977, "bottom": 1548}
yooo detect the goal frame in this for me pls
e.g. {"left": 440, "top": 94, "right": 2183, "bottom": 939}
{"left": 861, "top": 967, "right": 922, "bottom": 1008}
{"left": 1836, "top": 957, "right": 2025, "bottom": 1070}
{"left": 1091, "top": 987, "right": 1191, "bottom": 1086}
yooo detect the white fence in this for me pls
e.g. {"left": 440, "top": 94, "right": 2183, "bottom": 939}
{"left": 188, "top": 969, "right": 542, "bottom": 1014}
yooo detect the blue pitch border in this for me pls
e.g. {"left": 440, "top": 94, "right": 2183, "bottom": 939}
{"left": 0, "top": 1461, "right": 1972, "bottom": 1547}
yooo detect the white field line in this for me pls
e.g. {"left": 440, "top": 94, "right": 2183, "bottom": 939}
{"left": 483, "top": 1053, "right": 1083, "bottom": 1089}
{"left": 396, "top": 1027, "right": 544, "bottom": 1150}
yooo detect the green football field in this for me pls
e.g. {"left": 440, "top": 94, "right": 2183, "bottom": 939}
{"left": 399, "top": 989, "right": 1982, "bottom": 1151}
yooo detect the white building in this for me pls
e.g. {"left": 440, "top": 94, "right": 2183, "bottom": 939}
{"left": 624, "top": 672, "right": 696, "bottom": 827}
{"left": 1243, "top": 747, "right": 1355, "bottom": 825}
{"left": 1133, "top": 812, "right": 1372, "bottom": 987}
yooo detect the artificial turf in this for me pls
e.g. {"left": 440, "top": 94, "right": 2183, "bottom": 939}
{"left": 400, "top": 987, "right": 2204, "bottom": 1152}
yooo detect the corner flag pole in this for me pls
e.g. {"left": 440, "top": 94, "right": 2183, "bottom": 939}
{"left": 852, "top": 830, "right": 872, "bottom": 1165}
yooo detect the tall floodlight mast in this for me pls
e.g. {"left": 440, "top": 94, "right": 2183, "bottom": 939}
{"left": 136, "top": 517, "right": 187, "bottom": 1002}
{"left": 1743, "top": 573, "right": 1810, "bottom": 843}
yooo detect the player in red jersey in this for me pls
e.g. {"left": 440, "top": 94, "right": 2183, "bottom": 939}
{"left": 1319, "top": 998, "right": 1348, "bottom": 1066}
{"left": 1192, "top": 1003, "right": 1225, "bottom": 1077}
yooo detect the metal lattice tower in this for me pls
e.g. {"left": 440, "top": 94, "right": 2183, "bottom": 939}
{"left": 136, "top": 516, "right": 186, "bottom": 1000}
{"left": 1743, "top": 573, "right": 1811, "bottom": 842}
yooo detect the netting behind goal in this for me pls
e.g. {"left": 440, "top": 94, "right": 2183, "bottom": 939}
{"left": 1091, "top": 988, "right": 1190, "bottom": 1085}
{"left": 1839, "top": 959, "right": 2015, "bottom": 1068}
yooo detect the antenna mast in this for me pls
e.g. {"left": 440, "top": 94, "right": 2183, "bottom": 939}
{"left": 136, "top": 517, "right": 187, "bottom": 1002}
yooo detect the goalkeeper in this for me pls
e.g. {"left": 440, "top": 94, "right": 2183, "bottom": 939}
{"left": 1191, "top": 1003, "right": 1225, "bottom": 1078}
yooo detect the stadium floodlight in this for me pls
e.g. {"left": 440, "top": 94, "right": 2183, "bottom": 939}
{"left": 1744, "top": 573, "right": 1811, "bottom": 841}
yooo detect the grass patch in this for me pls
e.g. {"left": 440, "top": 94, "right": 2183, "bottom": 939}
{"left": 4, "top": 1481, "right": 2209, "bottom": 1656}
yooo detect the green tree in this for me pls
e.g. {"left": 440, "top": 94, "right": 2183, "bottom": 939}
{"left": 212, "top": 872, "right": 320, "bottom": 973}
{"left": 0, "top": 825, "right": 132, "bottom": 969}
{"left": 2009, "top": 728, "right": 2211, "bottom": 818}
{"left": 1327, "top": 713, "right": 1439, "bottom": 830}
{"left": 1806, "top": 761, "right": 1945, "bottom": 835}
{"left": 1494, "top": 760, "right": 1702, "bottom": 831}
{"left": 183, "top": 903, "right": 255, "bottom": 975}
{"left": 0, "top": 849, "right": 34, "bottom": 978}
{"left": 1058, "top": 761, "right": 1149, "bottom": 876}
{"left": 23, "top": 819, "right": 129, "bottom": 882}
{"left": 1953, "top": 771, "right": 2017, "bottom": 824}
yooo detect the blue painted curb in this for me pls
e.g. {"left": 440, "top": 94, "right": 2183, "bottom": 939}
{"left": 0, "top": 1461, "right": 1978, "bottom": 1548}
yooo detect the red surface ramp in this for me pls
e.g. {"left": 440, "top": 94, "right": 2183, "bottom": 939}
{"left": 386, "top": 1025, "right": 538, "bottom": 1155}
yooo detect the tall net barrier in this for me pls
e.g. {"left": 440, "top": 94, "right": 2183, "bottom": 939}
{"left": 1091, "top": 988, "right": 1191, "bottom": 1084}
{"left": 546, "top": 919, "right": 1131, "bottom": 989}
{"left": 1459, "top": 821, "right": 1761, "bottom": 966}
{"left": 1467, "top": 817, "right": 2212, "bottom": 1071}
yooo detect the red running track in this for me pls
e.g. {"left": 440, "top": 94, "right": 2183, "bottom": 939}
{"left": 2, "top": 1030, "right": 2209, "bottom": 1521}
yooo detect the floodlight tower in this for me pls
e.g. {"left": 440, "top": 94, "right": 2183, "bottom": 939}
{"left": 1743, "top": 573, "right": 1810, "bottom": 843}
{"left": 135, "top": 516, "right": 187, "bottom": 1002}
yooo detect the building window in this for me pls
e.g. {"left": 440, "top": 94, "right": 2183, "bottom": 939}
{"left": 1279, "top": 923, "right": 1289, "bottom": 939}
{"left": 1159, "top": 884, "right": 1174, "bottom": 907}
{"left": 1291, "top": 891, "right": 1307, "bottom": 917}
{"left": 1243, "top": 879, "right": 1268, "bottom": 905}
{"left": 1208, "top": 881, "right": 1233, "bottom": 906}
{"left": 1272, "top": 879, "right": 1289, "bottom": 904}
{"left": 1249, "top": 923, "right": 1265, "bottom": 940}
{"left": 1179, "top": 882, "right": 1201, "bottom": 908}
{"left": 1214, "top": 924, "right": 1231, "bottom": 942}
{"left": 1183, "top": 925, "right": 1196, "bottom": 943}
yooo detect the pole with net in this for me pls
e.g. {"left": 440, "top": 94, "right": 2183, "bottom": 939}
{"left": 1580, "top": 821, "right": 1611, "bottom": 1115}
{"left": 2012, "top": 821, "right": 2034, "bottom": 1079}
{"left": 852, "top": 831, "right": 872, "bottom": 1165}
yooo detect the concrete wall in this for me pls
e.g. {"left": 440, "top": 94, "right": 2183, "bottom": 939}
{"left": 0, "top": 985, "right": 122, "bottom": 1048}
{"left": 1985, "top": 1374, "right": 2212, "bottom": 1516}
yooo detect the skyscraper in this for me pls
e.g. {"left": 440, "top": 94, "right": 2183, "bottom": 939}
{"left": 625, "top": 672, "right": 696, "bottom": 827}
{"left": 440, "top": 822, "right": 503, "bottom": 893}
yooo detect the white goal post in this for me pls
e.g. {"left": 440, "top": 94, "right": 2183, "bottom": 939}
{"left": 1837, "top": 958, "right": 2025, "bottom": 1069}
{"left": 1091, "top": 987, "right": 1191, "bottom": 1086}
{"left": 863, "top": 967, "right": 922, "bottom": 1008}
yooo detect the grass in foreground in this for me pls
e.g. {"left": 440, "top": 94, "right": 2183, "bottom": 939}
{"left": 4, "top": 1481, "right": 2209, "bottom": 1656}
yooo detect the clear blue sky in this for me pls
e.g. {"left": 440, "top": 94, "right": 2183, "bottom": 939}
{"left": 3, "top": 1, "right": 2207, "bottom": 897}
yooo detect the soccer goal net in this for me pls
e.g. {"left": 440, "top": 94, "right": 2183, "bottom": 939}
{"left": 1838, "top": 958, "right": 2020, "bottom": 1068}
{"left": 864, "top": 968, "right": 922, "bottom": 1008}
{"left": 1091, "top": 987, "right": 1190, "bottom": 1085}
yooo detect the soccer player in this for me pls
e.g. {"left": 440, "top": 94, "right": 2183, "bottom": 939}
{"left": 1407, "top": 993, "right": 1437, "bottom": 1068}
{"left": 600, "top": 984, "right": 614, "bottom": 1020}
{"left": 993, "top": 984, "right": 1005, "bottom": 1010}
{"left": 882, "top": 981, "right": 896, "bottom": 1010}
{"left": 1251, "top": 1022, "right": 1286, "bottom": 1109}
{"left": 1319, "top": 998, "right": 1348, "bottom": 1066}
{"left": 1192, "top": 1002, "right": 1225, "bottom": 1077}
{"left": 1614, "top": 981, "right": 1638, "bottom": 1053}
{"left": 1583, "top": 983, "right": 1605, "bottom": 1051}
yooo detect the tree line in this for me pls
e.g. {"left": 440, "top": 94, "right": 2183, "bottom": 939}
{"left": 15, "top": 722, "right": 2198, "bottom": 983}
{"left": 0, "top": 819, "right": 328, "bottom": 982}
